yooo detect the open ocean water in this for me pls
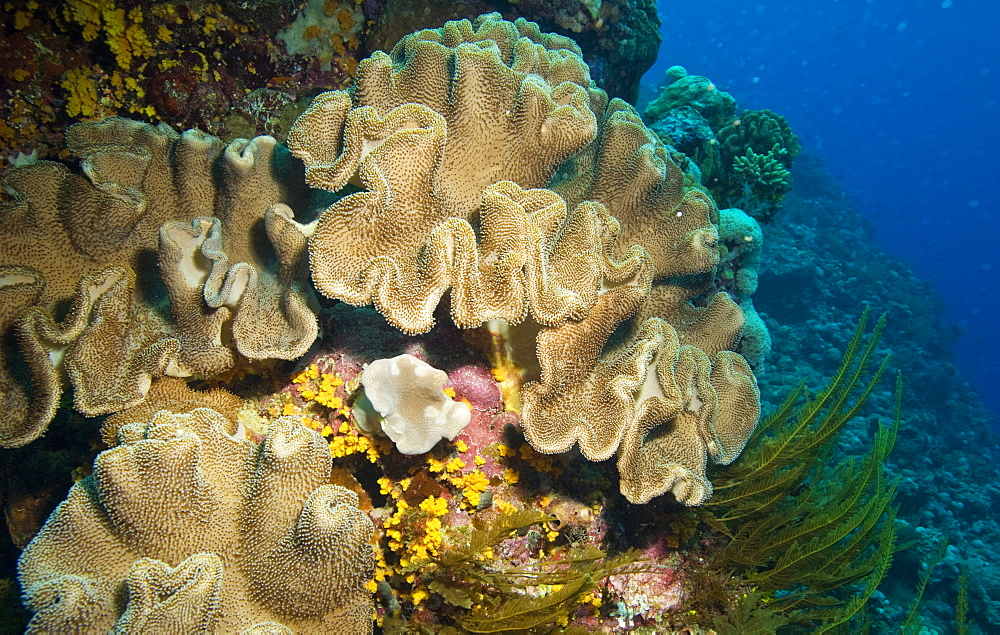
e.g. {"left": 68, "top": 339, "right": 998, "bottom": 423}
{"left": 643, "top": 0, "right": 999, "bottom": 426}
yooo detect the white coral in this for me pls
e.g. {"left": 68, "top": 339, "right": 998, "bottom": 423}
{"left": 358, "top": 354, "right": 471, "bottom": 454}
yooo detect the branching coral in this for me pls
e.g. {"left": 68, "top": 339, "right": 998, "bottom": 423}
{"left": 18, "top": 408, "right": 375, "bottom": 632}
{"left": 729, "top": 146, "right": 793, "bottom": 220}
{"left": 717, "top": 108, "right": 800, "bottom": 164}
{"left": 287, "top": 13, "right": 761, "bottom": 505}
{"left": 714, "top": 109, "right": 801, "bottom": 221}
{"left": 0, "top": 117, "right": 318, "bottom": 447}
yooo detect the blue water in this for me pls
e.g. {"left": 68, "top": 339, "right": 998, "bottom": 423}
{"left": 643, "top": 0, "right": 999, "bottom": 422}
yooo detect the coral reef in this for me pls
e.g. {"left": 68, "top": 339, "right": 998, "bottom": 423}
{"left": 250, "top": 301, "right": 703, "bottom": 630}
{"left": 754, "top": 153, "right": 1000, "bottom": 631}
{"left": 0, "top": 0, "right": 359, "bottom": 160}
{"left": 702, "top": 207, "right": 770, "bottom": 370}
{"left": 7, "top": 8, "right": 983, "bottom": 634}
{"left": 0, "top": 117, "right": 317, "bottom": 447}
{"left": 18, "top": 408, "right": 375, "bottom": 632}
{"left": 288, "top": 13, "right": 761, "bottom": 505}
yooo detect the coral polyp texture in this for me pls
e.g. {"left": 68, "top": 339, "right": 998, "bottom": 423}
{"left": 17, "top": 408, "right": 375, "bottom": 633}
{"left": 289, "top": 14, "right": 609, "bottom": 334}
{"left": 288, "top": 13, "right": 762, "bottom": 505}
{"left": 0, "top": 117, "right": 318, "bottom": 447}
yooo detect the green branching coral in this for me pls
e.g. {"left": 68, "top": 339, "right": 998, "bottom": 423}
{"left": 718, "top": 109, "right": 801, "bottom": 162}
{"left": 714, "top": 109, "right": 801, "bottom": 221}
{"left": 733, "top": 145, "right": 792, "bottom": 186}
{"left": 690, "top": 309, "right": 901, "bottom": 631}
{"left": 730, "top": 145, "right": 794, "bottom": 221}
{"left": 390, "top": 509, "right": 649, "bottom": 633}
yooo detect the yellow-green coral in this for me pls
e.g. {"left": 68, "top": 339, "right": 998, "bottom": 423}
{"left": 62, "top": 0, "right": 103, "bottom": 41}
{"left": 733, "top": 145, "right": 791, "bottom": 187}
{"left": 450, "top": 469, "right": 491, "bottom": 508}
{"left": 63, "top": 0, "right": 153, "bottom": 69}
{"left": 60, "top": 66, "right": 101, "bottom": 117}
{"left": 714, "top": 109, "right": 800, "bottom": 221}
{"left": 727, "top": 145, "right": 793, "bottom": 222}
{"left": 59, "top": 64, "right": 156, "bottom": 120}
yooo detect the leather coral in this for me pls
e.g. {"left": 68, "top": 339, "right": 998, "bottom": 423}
{"left": 18, "top": 409, "right": 375, "bottom": 632}
{"left": 289, "top": 13, "right": 762, "bottom": 505}
{"left": 0, "top": 117, "right": 318, "bottom": 447}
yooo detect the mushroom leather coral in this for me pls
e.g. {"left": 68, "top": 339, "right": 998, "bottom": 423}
{"left": 0, "top": 117, "right": 317, "bottom": 447}
{"left": 289, "top": 13, "right": 761, "bottom": 505}
{"left": 290, "top": 14, "right": 606, "bottom": 334}
{"left": 17, "top": 408, "right": 375, "bottom": 633}
{"left": 100, "top": 376, "right": 244, "bottom": 446}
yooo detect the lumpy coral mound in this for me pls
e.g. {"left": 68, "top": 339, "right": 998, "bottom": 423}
{"left": 288, "top": 12, "right": 762, "bottom": 505}
{"left": 17, "top": 408, "right": 375, "bottom": 633}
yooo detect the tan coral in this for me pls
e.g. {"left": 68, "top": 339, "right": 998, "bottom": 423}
{"left": 101, "top": 376, "right": 244, "bottom": 446}
{"left": 292, "top": 14, "right": 598, "bottom": 210}
{"left": 292, "top": 13, "right": 762, "bottom": 504}
{"left": 553, "top": 100, "right": 721, "bottom": 280}
{"left": 0, "top": 118, "right": 317, "bottom": 447}
{"left": 615, "top": 341, "right": 760, "bottom": 505}
{"left": 18, "top": 408, "right": 375, "bottom": 632}
{"left": 290, "top": 14, "right": 604, "bottom": 334}
{"left": 522, "top": 317, "right": 759, "bottom": 505}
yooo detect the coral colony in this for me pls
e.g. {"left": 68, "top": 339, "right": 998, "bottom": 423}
{"left": 1, "top": 12, "right": 905, "bottom": 633}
